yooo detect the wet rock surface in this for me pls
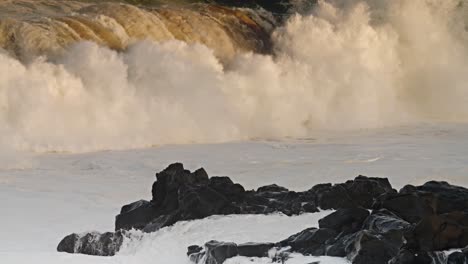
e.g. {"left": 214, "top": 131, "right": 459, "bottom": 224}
{"left": 186, "top": 169, "right": 468, "bottom": 263}
{"left": 57, "top": 163, "right": 468, "bottom": 262}
{"left": 57, "top": 231, "right": 125, "bottom": 256}
{"left": 447, "top": 248, "right": 468, "bottom": 264}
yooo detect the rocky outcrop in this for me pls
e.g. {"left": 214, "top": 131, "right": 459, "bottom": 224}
{"left": 374, "top": 181, "right": 468, "bottom": 224}
{"left": 116, "top": 162, "right": 328, "bottom": 233}
{"left": 187, "top": 176, "right": 468, "bottom": 264}
{"left": 311, "top": 176, "right": 395, "bottom": 209}
{"left": 57, "top": 163, "right": 468, "bottom": 262}
{"left": 405, "top": 211, "right": 468, "bottom": 252}
{"left": 188, "top": 208, "right": 408, "bottom": 264}
{"left": 143, "top": 164, "right": 392, "bottom": 234}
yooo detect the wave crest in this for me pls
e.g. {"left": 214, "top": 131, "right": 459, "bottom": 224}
{"left": 0, "top": 0, "right": 468, "bottom": 152}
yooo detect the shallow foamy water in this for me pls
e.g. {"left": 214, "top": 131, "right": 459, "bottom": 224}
{"left": 2, "top": 124, "right": 468, "bottom": 263}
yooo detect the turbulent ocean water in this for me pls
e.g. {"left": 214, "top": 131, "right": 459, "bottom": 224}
{"left": 1, "top": 0, "right": 468, "bottom": 263}
{"left": 0, "top": 0, "right": 467, "bottom": 152}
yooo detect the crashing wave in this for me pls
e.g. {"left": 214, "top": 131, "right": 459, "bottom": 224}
{"left": 0, "top": 0, "right": 468, "bottom": 152}
{"left": 0, "top": 0, "right": 277, "bottom": 60}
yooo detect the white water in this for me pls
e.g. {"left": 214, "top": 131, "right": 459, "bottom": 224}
{"left": 0, "top": 0, "right": 467, "bottom": 152}
{"left": 2, "top": 0, "right": 468, "bottom": 263}
{"left": 2, "top": 125, "right": 468, "bottom": 263}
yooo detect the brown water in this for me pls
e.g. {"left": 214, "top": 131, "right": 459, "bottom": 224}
{"left": 1, "top": 0, "right": 468, "bottom": 152}
{"left": 0, "top": 0, "right": 276, "bottom": 60}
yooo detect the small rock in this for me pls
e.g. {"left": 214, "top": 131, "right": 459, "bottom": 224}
{"left": 57, "top": 231, "right": 124, "bottom": 256}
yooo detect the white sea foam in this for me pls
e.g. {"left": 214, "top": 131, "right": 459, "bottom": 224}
{"left": 117, "top": 212, "right": 344, "bottom": 264}
{"left": 2, "top": 2, "right": 468, "bottom": 264}
{"left": 0, "top": 0, "right": 467, "bottom": 152}
{"left": 3, "top": 125, "right": 468, "bottom": 263}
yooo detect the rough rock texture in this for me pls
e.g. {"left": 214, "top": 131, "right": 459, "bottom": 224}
{"left": 112, "top": 163, "right": 393, "bottom": 236}
{"left": 448, "top": 248, "right": 468, "bottom": 264}
{"left": 278, "top": 227, "right": 337, "bottom": 255}
{"left": 311, "top": 176, "right": 395, "bottom": 210}
{"left": 401, "top": 181, "right": 468, "bottom": 214}
{"left": 189, "top": 240, "right": 275, "bottom": 264}
{"left": 57, "top": 231, "right": 125, "bottom": 256}
{"left": 318, "top": 207, "right": 369, "bottom": 235}
{"left": 57, "top": 163, "right": 468, "bottom": 262}
{"left": 117, "top": 162, "right": 325, "bottom": 233}
{"left": 362, "top": 209, "right": 411, "bottom": 234}
{"left": 374, "top": 181, "right": 468, "bottom": 224}
{"left": 389, "top": 249, "right": 447, "bottom": 264}
{"left": 348, "top": 230, "right": 404, "bottom": 264}
{"left": 405, "top": 211, "right": 468, "bottom": 251}
{"left": 186, "top": 177, "right": 468, "bottom": 264}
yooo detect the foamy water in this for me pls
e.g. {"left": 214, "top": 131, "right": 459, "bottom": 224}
{"left": 1, "top": 1, "right": 468, "bottom": 263}
{"left": 2, "top": 125, "right": 468, "bottom": 263}
{"left": 0, "top": 0, "right": 467, "bottom": 152}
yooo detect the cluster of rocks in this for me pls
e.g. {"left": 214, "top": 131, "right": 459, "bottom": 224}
{"left": 57, "top": 163, "right": 468, "bottom": 264}
{"left": 188, "top": 181, "right": 468, "bottom": 264}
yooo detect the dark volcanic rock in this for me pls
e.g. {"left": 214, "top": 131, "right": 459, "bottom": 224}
{"left": 118, "top": 162, "right": 325, "bottom": 233}
{"left": 189, "top": 178, "right": 468, "bottom": 264}
{"left": 189, "top": 241, "right": 274, "bottom": 264}
{"left": 347, "top": 230, "right": 404, "bottom": 264}
{"left": 203, "top": 241, "right": 238, "bottom": 264}
{"left": 115, "top": 200, "right": 155, "bottom": 230}
{"left": 362, "top": 209, "right": 412, "bottom": 234}
{"left": 177, "top": 184, "right": 229, "bottom": 218}
{"left": 319, "top": 209, "right": 407, "bottom": 261}
{"left": 189, "top": 210, "right": 407, "bottom": 264}
{"left": 448, "top": 249, "right": 468, "bottom": 264}
{"left": 151, "top": 163, "right": 210, "bottom": 210}
{"left": 389, "top": 249, "right": 447, "bottom": 264}
{"left": 318, "top": 208, "right": 369, "bottom": 235}
{"left": 373, "top": 192, "right": 435, "bottom": 223}
{"left": 58, "top": 163, "right": 397, "bottom": 257}
{"left": 257, "top": 184, "right": 288, "bottom": 193}
{"left": 401, "top": 181, "right": 468, "bottom": 214}
{"left": 405, "top": 211, "right": 468, "bottom": 251}
{"left": 312, "top": 176, "right": 395, "bottom": 210}
{"left": 57, "top": 231, "right": 125, "bottom": 256}
{"left": 237, "top": 242, "right": 274, "bottom": 257}
{"left": 375, "top": 181, "right": 468, "bottom": 224}
{"left": 73, "top": 163, "right": 399, "bottom": 236}
{"left": 278, "top": 227, "right": 337, "bottom": 255}
{"left": 60, "top": 162, "right": 468, "bottom": 262}
{"left": 187, "top": 245, "right": 203, "bottom": 256}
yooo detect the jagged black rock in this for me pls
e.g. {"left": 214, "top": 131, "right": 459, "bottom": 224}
{"left": 190, "top": 180, "right": 468, "bottom": 264}
{"left": 57, "top": 163, "right": 468, "bottom": 264}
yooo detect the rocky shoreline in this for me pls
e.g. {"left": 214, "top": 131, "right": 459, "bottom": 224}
{"left": 57, "top": 163, "right": 468, "bottom": 263}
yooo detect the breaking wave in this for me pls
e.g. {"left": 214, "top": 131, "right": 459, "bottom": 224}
{"left": 1, "top": 0, "right": 468, "bottom": 152}
{"left": 116, "top": 212, "right": 346, "bottom": 264}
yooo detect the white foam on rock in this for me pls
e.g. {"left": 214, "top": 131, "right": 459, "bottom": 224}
{"left": 118, "top": 212, "right": 340, "bottom": 263}
{"left": 2, "top": 124, "right": 468, "bottom": 263}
